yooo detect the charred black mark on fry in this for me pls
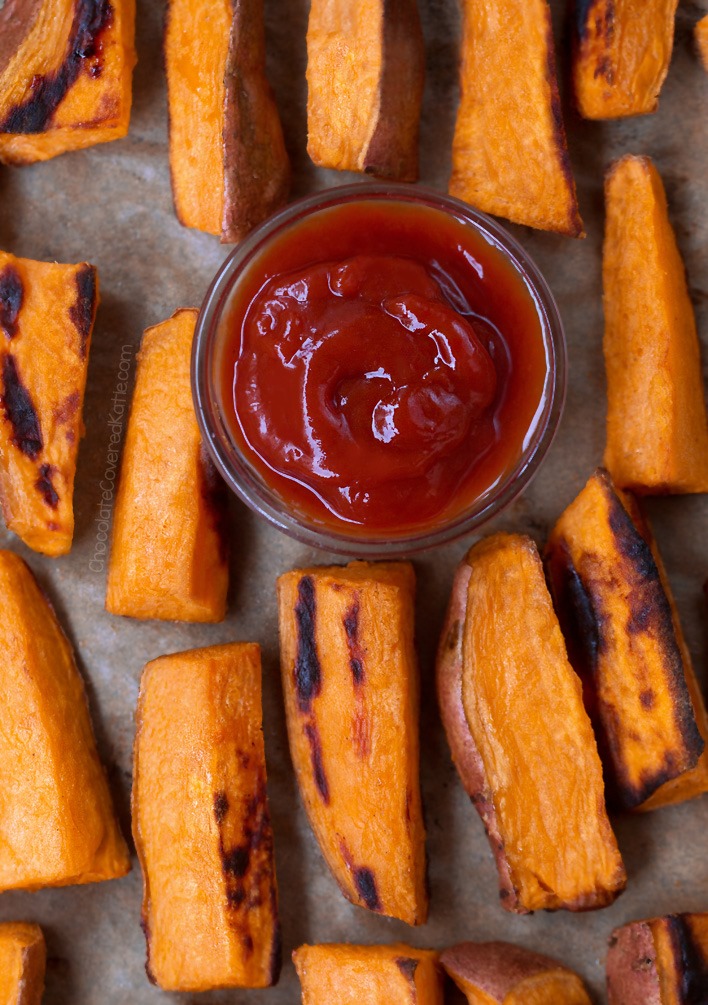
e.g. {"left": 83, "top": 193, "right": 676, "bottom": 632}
{"left": 36, "top": 464, "right": 59, "bottom": 508}
{"left": 640, "top": 689, "right": 655, "bottom": 710}
{"left": 295, "top": 576, "right": 322, "bottom": 711}
{"left": 0, "top": 266, "right": 23, "bottom": 339}
{"left": 54, "top": 390, "right": 80, "bottom": 425}
{"left": 68, "top": 265, "right": 97, "bottom": 357}
{"left": 575, "top": 0, "right": 596, "bottom": 39}
{"left": 666, "top": 915, "right": 708, "bottom": 1003}
{"left": 214, "top": 791, "right": 229, "bottom": 824}
{"left": 304, "top": 722, "right": 330, "bottom": 803}
{"left": 1, "top": 354, "right": 43, "bottom": 459}
{"left": 544, "top": 18, "right": 578, "bottom": 232}
{"left": 0, "top": 0, "right": 114, "bottom": 134}
{"left": 269, "top": 922, "right": 283, "bottom": 986}
{"left": 353, "top": 866, "right": 381, "bottom": 911}
{"left": 222, "top": 845, "right": 250, "bottom": 878}
{"left": 344, "top": 597, "right": 365, "bottom": 685}
{"left": 395, "top": 957, "right": 418, "bottom": 984}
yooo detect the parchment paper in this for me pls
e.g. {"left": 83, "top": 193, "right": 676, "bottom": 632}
{"left": 1, "top": 2, "right": 707, "bottom": 1002}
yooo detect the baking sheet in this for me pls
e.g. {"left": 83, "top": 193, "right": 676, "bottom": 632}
{"left": 1, "top": 1, "right": 708, "bottom": 1001}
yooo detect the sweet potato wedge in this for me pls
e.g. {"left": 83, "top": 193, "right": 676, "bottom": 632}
{"left": 166, "top": 0, "right": 290, "bottom": 242}
{"left": 105, "top": 308, "right": 229, "bottom": 622}
{"left": 449, "top": 0, "right": 583, "bottom": 237}
{"left": 439, "top": 534, "right": 625, "bottom": 912}
{"left": 0, "top": 252, "right": 96, "bottom": 557}
{"left": 607, "top": 913, "right": 708, "bottom": 1005}
{"left": 696, "top": 15, "right": 708, "bottom": 72}
{"left": 441, "top": 941, "right": 592, "bottom": 1004}
{"left": 293, "top": 944, "right": 442, "bottom": 1004}
{"left": 603, "top": 155, "right": 708, "bottom": 493}
{"left": 0, "top": 0, "right": 136, "bottom": 165}
{"left": 0, "top": 550, "right": 130, "bottom": 891}
{"left": 573, "top": 1, "right": 678, "bottom": 119}
{"left": 133, "top": 642, "right": 280, "bottom": 991}
{"left": 306, "top": 0, "right": 425, "bottom": 180}
{"left": 278, "top": 561, "right": 427, "bottom": 926}
{"left": 545, "top": 468, "right": 708, "bottom": 811}
{"left": 0, "top": 923, "right": 46, "bottom": 1005}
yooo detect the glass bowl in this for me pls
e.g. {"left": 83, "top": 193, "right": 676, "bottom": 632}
{"left": 192, "top": 182, "right": 566, "bottom": 557}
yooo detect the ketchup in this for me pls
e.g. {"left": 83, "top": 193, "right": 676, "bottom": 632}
{"left": 220, "top": 198, "right": 549, "bottom": 535}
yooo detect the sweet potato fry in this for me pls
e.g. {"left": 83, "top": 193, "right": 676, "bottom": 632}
{"left": 441, "top": 941, "right": 592, "bottom": 1005}
{"left": 278, "top": 561, "right": 427, "bottom": 926}
{"left": 545, "top": 469, "right": 708, "bottom": 811}
{"left": 0, "top": 923, "right": 46, "bottom": 1005}
{"left": 293, "top": 944, "right": 442, "bottom": 1004}
{"left": 166, "top": 0, "right": 289, "bottom": 242}
{"left": 574, "top": 1, "right": 678, "bottom": 119}
{"left": 0, "top": 550, "right": 130, "bottom": 892}
{"left": 0, "top": 252, "right": 97, "bottom": 556}
{"left": 306, "top": 0, "right": 425, "bottom": 180}
{"left": 696, "top": 15, "right": 708, "bottom": 72}
{"left": 105, "top": 308, "right": 229, "bottom": 622}
{"left": 449, "top": 0, "right": 583, "bottom": 236}
{"left": 603, "top": 155, "right": 708, "bottom": 493}
{"left": 0, "top": 0, "right": 136, "bottom": 164}
{"left": 133, "top": 642, "right": 280, "bottom": 991}
{"left": 607, "top": 914, "right": 708, "bottom": 1005}
{"left": 439, "top": 534, "right": 625, "bottom": 912}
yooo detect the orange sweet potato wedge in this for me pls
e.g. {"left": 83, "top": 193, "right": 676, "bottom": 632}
{"left": 438, "top": 534, "right": 625, "bottom": 913}
{"left": 0, "top": 550, "right": 130, "bottom": 891}
{"left": 105, "top": 308, "right": 229, "bottom": 622}
{"left": 0, "top": 923, "right": 46, "bottom": 1005}
{"left": 607, "top": 913, "right": 708, "bottom": 1005}
{"left": 133, "top": 642, "right": 280, "bottom": 990}
{"left": 696, "top": 15, "right": 708, "bottom": 72}
{"left": 546, "top": 469, "right": 708, "bottom": 811}
{"left": 166, "top": 0, "right": 289, "bottom": 242}
{"left": 441, "top": 941, "right": 592, "bottom": 1005}
{"left": 278, "top": 561, "right": 427, "bottom": 926}
{"left": 574, "top": 1, "right": 678, "bottom": 119}
{"left": 450, "top": 0, "right": 583, "bottom": 237}
{"left": 0, "top": 0, "right": 136, "bottom": 165}
{"left": 603, "top": 155, "right": 708, "bottom": 493}
{"left": 0, "top": 252, "right": 96, "bottom": 557}
{"left": 293, "top": 944, "right": 442, "bottom": 1004}
{"left": 306, "top": 0, "right": 425, "bottom": 180}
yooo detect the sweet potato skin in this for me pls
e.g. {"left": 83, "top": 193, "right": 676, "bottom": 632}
{"left": 105, "top": 308, "right": 229, "bottom": 622}
{"left": 0, "top": 0, "right": 136, "bottom": 164}
{"left": 0, "top": 550, "right": 130, "bottom": 892}
{"left": 306, "top": 0, "right": 425, "bottom": 180}
{"left": 697, "top": 16, "right": 708, "bottom": 71}
{"left": 607, "top": 914, "right": 708, "bottom": 1005}
{"left": 457, "top": 533, "right": 625, "bottom": 913}
{"left": 574, "top": 0, "right": 678, "bottom": 119}
{"left": 0, "top": 923, "right": 46, "bottom": 1005}
{"left": 545, "top": 468, "right": 704, "bottom": 810}
{"left": 294, "top": 944, "right": 442, "bottom": 1004}
{"left": 0, "top": 253, "right": 96, "bottom": 556}
{"left": 450, "top": 0, "right": 583, "bottom": 236}
{"left": 603, "top": 155, "right": 708, "bottom": 493}
{"left": 166, "top": 0, "right": 289, "bottom": 241}
{"left": 441, "top": 941, "right": 592, "bottom": 1004}
{"left": 278, "top": 561, "right": 427, "bottom": 926}
{"left": 133, "top": 642, "right": 280, "bottom": 991}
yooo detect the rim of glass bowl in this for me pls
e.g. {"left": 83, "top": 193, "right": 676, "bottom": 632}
{"left": 192, "top": 181, "right": 566, "bottom": 558}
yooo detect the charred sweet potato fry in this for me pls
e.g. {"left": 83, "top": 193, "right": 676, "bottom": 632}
{"left": 166, "top": 0, "right": 289, "bottom": 242}
{"left": 449, "top": 0, "right": 583, "bottom": 237}
{"left": 0, "top": 0, "right": 136, "bottom": 165}
{"left": 278, "top": 562, "right": 427, "bottom": 926}
{"left": 574, "top": 1, "right": 678, "bottom": 119}
{"left": 0, "top": 550, "right": 130, "bottom": 891}
{"left": 306, "top": 0, "right": 425, "bottom": 180}
{"left": 105, "top": 308, "right": 229, "bottom": 622}
{"left": 607, "top": 913, "right": 708, "bottom": 1004}
{"left": 294, "top": 944, "right": 442, "bottom": 1004}
{"left": 133, "top": 642, "right": 280, "bottom": 990}
{"left": 603, "top": 155, "right": 708, "bottom": 493}
{"left": 438, "top": 534, "right": 625, "bottom": 913}
{"left": 0, "top": 252, "right": 97, "bottom": 556}
{"left": 696, "top": 16, "right": 708, "bottom": 72}
{"left": 0, "top": 923, "right": 46, "bottom": 1005}
{"left": 546, "top": 469, "right": 708, "bottom": 811}
{"left": 441, "top": 941, "right": 592, "bottom": 1005}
